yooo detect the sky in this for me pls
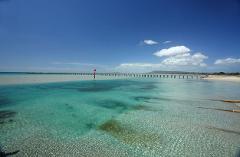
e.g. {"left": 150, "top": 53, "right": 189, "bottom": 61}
{"left": 0, "top": 0, "right": 240, "bottom": 72}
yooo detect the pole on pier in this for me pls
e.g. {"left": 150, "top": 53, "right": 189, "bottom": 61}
{"left": 93, "top": 69, "right": 96, "bottom": 79}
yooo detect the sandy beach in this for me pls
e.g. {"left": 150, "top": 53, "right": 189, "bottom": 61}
{"left": 0, "top": 74, "right": 126, "bottom": 85}
{"left": 203, "top": 75, "right": 240, "bottom": 82}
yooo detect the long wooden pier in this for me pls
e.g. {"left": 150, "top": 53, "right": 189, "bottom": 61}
{"left": 66, "top": 73, "right": 205, "bottom": 79}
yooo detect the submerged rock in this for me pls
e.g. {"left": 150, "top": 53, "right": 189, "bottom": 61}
{"left": 0, "top": 146, "right": 19, "bottom": 157}
{"left": 0, "top": 110, "right": 16, "bottom": 125}
{"left": 98, "top": 119, "right": 161, "bottom": 148}
{"left": 99, "top": 119, "right": 124, "bottom": 134}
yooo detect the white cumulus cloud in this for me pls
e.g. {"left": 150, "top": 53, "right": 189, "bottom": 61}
{"left": 153, "top": 46, "right": 190, "bottom": 57}
{"left": 116, "top": 45, "right": 208, "bottom": 72}
{"left": 117, "top": 52, "right": 208, "bottom": 70}
{"left": 143, "top": 40, "right": 158, "bottom": 45}
{"left": 161, "top": 52, "right": 208, "bottom": 67}
{"left": 214, "top": 58, "right": 240, "bottom": 65}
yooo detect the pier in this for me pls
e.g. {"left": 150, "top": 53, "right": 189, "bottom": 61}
{"left": 66, "top": 73, "right": 204, "bottom": 79}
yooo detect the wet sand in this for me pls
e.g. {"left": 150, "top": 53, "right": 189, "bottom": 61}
{"left": 0, "top": 74, "right": 126, "bottom": 85}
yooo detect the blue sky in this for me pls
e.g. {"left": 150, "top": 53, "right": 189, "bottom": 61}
{"left": 0, "top": 0, "right": 240, "bottom": 72}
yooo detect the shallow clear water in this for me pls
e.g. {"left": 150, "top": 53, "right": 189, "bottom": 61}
{"left": 0, "top": 78, "right": 240, "bottom": 156}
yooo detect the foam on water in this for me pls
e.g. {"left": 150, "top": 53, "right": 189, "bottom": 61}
{"left": 0, "top": 78, "right": 240, "bottom": 156}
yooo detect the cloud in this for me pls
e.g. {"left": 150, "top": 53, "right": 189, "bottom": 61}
{"left": 118, "top": 52, "right": 208, "bottom": 69}
{"left": 153, "top": 46, "right": 190, "bottom": 57}
{"left": 161, "top": 52, "right": 208, "bottom": 67}
{"left": 143, "top": 40, "right": 158, "bottom": 45}
{"left": 116, "top": 45, "right": 208, "bottom": 72}
{"left": 214, "top": 58, "right": 240, "bottom": 65}
{"left": 153, "top": 46, "right": 207, "bottom": 67}
{"left": 163, "top": 41, "right": 172, "bottom": 44}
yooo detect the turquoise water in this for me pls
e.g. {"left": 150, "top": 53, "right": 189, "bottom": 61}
{"left": 0, "top": 78, "right": 240, "bottom": 156}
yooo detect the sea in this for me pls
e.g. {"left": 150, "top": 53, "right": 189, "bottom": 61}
{"left": 0, "top": 76, "right": 240, "bottom": 156}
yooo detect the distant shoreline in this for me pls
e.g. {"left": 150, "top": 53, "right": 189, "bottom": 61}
{"left": 203, "top": 75, "right": 240, "bottom": 82}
